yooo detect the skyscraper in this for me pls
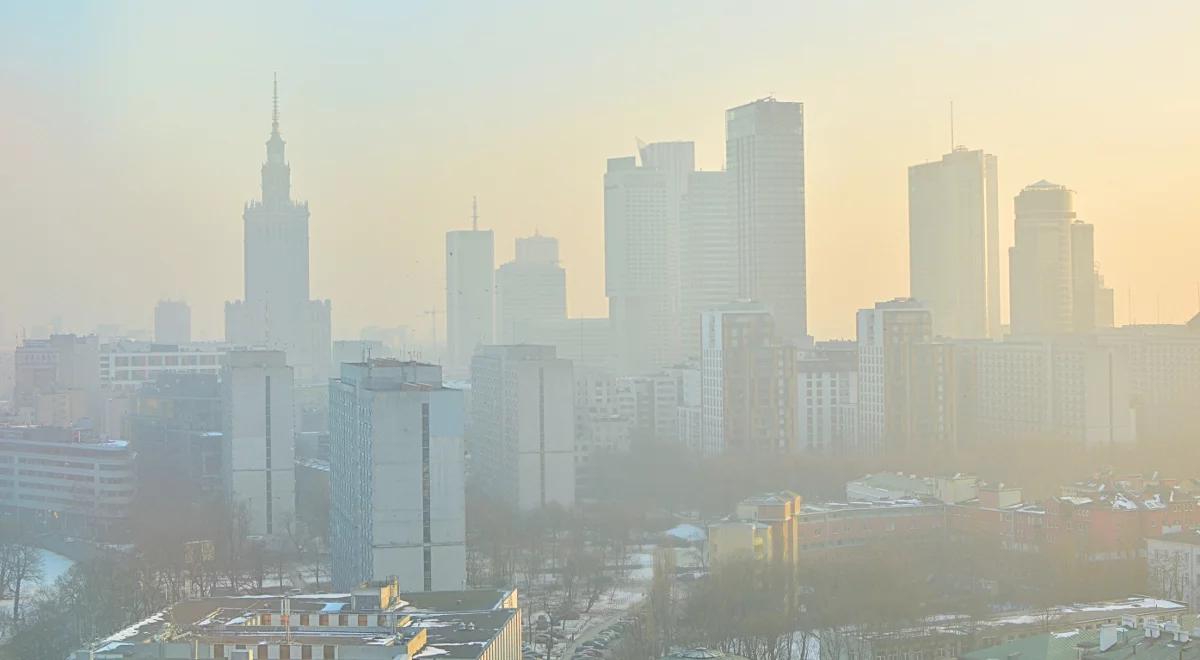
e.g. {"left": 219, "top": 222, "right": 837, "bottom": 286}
{"left": 908, "top": 147, "right": 1001, "bottom": 338}
{"left": 225, "top": 78, "right": 331, "bottom": 384}
{"left": 154, "top": 299, "right": 191, "bottom": 345}
{"left": 679, "top": 170, "right": 736, "bottom": 359}
{"left": 726, "top": 98, "right": 808, "bottom": 343}
{"left": 445, "top": 200, "right": 494, "bottom": 375}
{"left": 220, "top": 349, "right": 294, "bottom": 537}
{"left": 495, "top": 233, "right": 566, "bottom": 343}
{"left": 329, "top": 359, "right": 466, "bottom": 591}
{"left": 468, "top": 345, "right": 575, "bottom": 511}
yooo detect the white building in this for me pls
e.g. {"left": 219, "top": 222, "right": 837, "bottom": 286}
{"left": 154, "top": 300, "right": 192, "bottom": 345}
{"left": 99, "top": 340, "right": 225, "bottom": 391}
{"left": 604, "top": 147, "right": 688, "bottom": 374}
{"left": 1147, "top": 531, "right": 1200, "bottom": 609}
{"left": 329, "top": 359, "right": 466, "bottom": 592}
{"left": 220, "top": 349, "right": 295, "bottom": 537}
{"left": 616, "top": 372, "right": 682, "bottom": 446}
{"left": 798, "top": 341, "right": 858, "bottom": 453}
{"left": 495, "top": 233, "right": 566, "bottom": 343}
{"left": 680, "top": 170, "right": 736, "bottom": 359}
{"left": 446, "top": 202, "right": 494, "bottom": 375}
{"left": 908, "top": 147, "right": 1001, "bottom": 339}
{"left": 468, "top": 345, "right": 575, "bottom": 511}
{"left": 726, "top": 98, "right": 808, "bottom": 344}
{"left": 225, "top": 80, "right": 331, "bottom": 385}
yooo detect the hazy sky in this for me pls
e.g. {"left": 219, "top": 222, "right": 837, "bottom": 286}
{"left": 2, "top": 1, "right": 1199, "bottom": 344}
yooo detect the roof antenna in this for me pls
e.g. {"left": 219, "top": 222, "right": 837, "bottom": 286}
{"left": 272, "top": 73, "right": 280, "bottom": 134}
{"left": 949, "top": 100, "right": 955, "bottom": 152}
{"left": 471, "top": 196, "right": 479, "bottom": 231}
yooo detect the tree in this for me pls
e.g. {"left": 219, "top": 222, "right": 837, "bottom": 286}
{"left": 8, "top": 544, "right": 43, "bottom": 623}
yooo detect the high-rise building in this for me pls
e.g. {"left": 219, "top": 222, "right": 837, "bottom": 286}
{"left": 225, "top": 79, "right": 331, "bottom": 384}
{"left": 797, "top": 341, "right": 859, "bottom": 453}
{"left": 680, "top": 170, "right": 736, "bottom": 359}
{"left": 604, "top": 144, "right": 693, "bottom": 373}
{"left": 523, "top": 317, "right": 615, "bottom": 372}
{"left": 154, "top": 300, "right": 192, "bottom": 345}
{"left": 13, "top": 334, "right": 100, "bottom": 426}
{"left": 329, "top": 359, "right": 466, "bottom": 591}
{"left": 856, "top": 299, "right": 952, "bottom": 454}
{"left": 908, "top": 147, "right": 1001, "bottom": 338}
{"left": 1009, "top": 181, "right": 1114, "bottom": 337}
{"left": 220, "top": 349, "right": 295, "bottom": 537}
{"left": 446, "top": 200, "right": 494, "bottom": 375}
{"left": 495, "top": 233, "right": 566, "bottom": 343}
{"left": 468, "top": 345, "right": 575, "bottom": 511}
{"left": 726, "top": 98, "right": 808, "bottom": 344}
{"left": 700, "top": 301, "right": 797, "bottom": 456}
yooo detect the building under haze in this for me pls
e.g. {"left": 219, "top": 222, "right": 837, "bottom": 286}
{"left": 680, "top": 170, "right": 737, "bottom": 359}
{"left": 225, "top": 80, "right": 332, "bottom": 385}
{"left": 468, "top": 345, "right": 575, "bottom": 511}
{"left": 13, "top": 333, "right": 100, "bottom": 427}
{"left": 604, "top": 150, "right": 686, "bottom": 374}
{"left": 797, "top": 341, "right": 859, "bottom": 453}
{"left": 445, "top": 200, "right": 495, "bottom": 375}
{"left": 726, "top": 98, "right": 808, "bottom": 344}
{"left": 329, "top": 359, "right": 466, "bottom": 592}
{"left": 1009, "top": 181, "right": 1113, "bottom": 337}
{"left": 153, "top": 299, "right": 191, "bottom": 345}
{"left": 220, "top": 349, "right": 294, "bottom": 537}
{"left": 495, "top": 233, "right": 566, "bottom": 343}
{"left": 908, "top": 147, "right": 1001, "bottom": 339}
{"left": 700, "top": 301, "right": 797, "bottom": 456}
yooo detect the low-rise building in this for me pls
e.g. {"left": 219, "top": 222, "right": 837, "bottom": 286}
{"left": 71, "top": 584, "right": 522, "bottom": 660}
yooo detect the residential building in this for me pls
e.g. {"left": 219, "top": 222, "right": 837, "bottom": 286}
{"left": 446, "top": 202, "right": 495, "bottom": 375}
{"left": 700, "top": 301, "right": 797, "bottom": 456}
{"left": 679, "top": 170, "right": 736, "bottom": 359}
{"left": 154, "top": 299, "right": 192, "bottom": 345}
{"left": 908, "top": 147, "right": 1001, "bottom": 338}
{"left": 0, "top": 425, "right": 135, "bottom": 539}
{"left": 71, "top": 584, "right": 522, "bottom": 660}
{"left": 1098, "top": 321, "right": 1200, "bottom": 441}
{"left": 468, "top": 345, "right": 575, "bottom": 511}
{"left": 797, "top": 340, "right": 858, "bottom": 453}
{"left": 495, "top": 233, "right": 566, "bottom": 343}
{"left": 523, "top": 317, "right": 614, "bottom": 372}
{"left": 220, "top": 349, "right": 294, "bottom": 537}
{"left": 329, "top": 359, "right": 466, "bottom": 592}
{"left": 616, "top": 372, "right": 682, "bottom": 446}
{"left": 1148, "top": 530, "right": 1200, "bottom": 608}
{"left": 225, "top": 79, "right": 332, "bottom": 384}
{"left": 13, "top": 334, "right": 100, "bottom": 426}
{"left": 726, "top": 97, "right": 808, "bottom": 343}
{"left": 857, "top": 299, "right": 954, "bottom": 454}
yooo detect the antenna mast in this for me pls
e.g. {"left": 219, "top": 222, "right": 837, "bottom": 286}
{"left": 471, "top": 196, "right": 479, "bottom": 231}
{"left": 949, "top": 100, "right": 955, "bottom": 151}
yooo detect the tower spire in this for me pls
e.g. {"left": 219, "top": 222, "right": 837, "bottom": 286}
{"left": 471, "top": 196, "right": 479, "bottom": 231}
{"left": 272, "top": 72, "right": 280, "bottom": 135}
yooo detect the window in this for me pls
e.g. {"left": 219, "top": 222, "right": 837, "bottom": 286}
{"left": 324, "top": 646, "right": 336, "bottom": 659}
{"left": 213, "top": 644, "right": 224, "bottom": 659}
{"left": 302, "top": 646, "right": 313, "bottom": 660}
{"left": 280, "top": 646, "right": 291, "bottom": 660}
{"left": 300, "top": 614, "right": 310, "bottom": 626}
{"left": 358, "top": 614, "right": 368, "bottom": 626}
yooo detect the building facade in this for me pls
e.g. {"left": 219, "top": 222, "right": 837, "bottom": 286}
{"left": 329, "top": 360, "right": 466, "bottom": 592}
{"left": 908, "top": 147, "right": 1001, "bottom": 339}
{"left": 468, "top": 345, "right": 575, "bottom": 511}
{"left": 154, "top": 300, "right": 192, "bottom": 345}
{"left": 220, "top": 350, "right": 295, "bottom": 537}
{"left": 446, "top": 210, "right": 495, "bottom": 375}
{"left": 797, "top": 341, "right": 858, "bottom": 453}
{"left": 495, "top": 233, "right": 566, "bottom": 344}
{"left": 679, "top": 170, "right": 736, "bottom": 359}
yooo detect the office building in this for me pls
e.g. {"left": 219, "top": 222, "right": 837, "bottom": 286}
{"left": 225, "top": 79, "right": 332, "bottom": 384}
{"left": 797, "top": 341, "right": 858, "bottom": 453}
{"left": 495, "top": 233, "right": 566, "bottom": 343}
{"left": 0, "top": 426, "right": 135, "bottom": 539}
{"left": 446, "top": 201, "right": 495, "bottom": 375}
{"left": 726, "top": 98, "right": 808, "bottom": 343}
{"left": 468, "top": 345, "right": 575, "bottom": 511}
{"left": 154, "top": 300, "right": 192, "bottom": 345}
{"left": 523, "top": 317, "right": 614, "bottom": 372}
{"left": 99, "top": 340, "right": 225, "bottom": 391}
{"left": 126, "top": 372, "right": 224, "bottom": 499}
{"left": 604, "top": 151, "right": 681, "bottom": 374}
{"left": 13, "top": 334, "right": 100, "bottom": 426}
{"left": 679, "top": 170, "right": 737, "bottom": 359}
{"left": 329, "top": 359, "right": 466, "bottom": 592}
{"left": 908, "top": 147, "right": 1001, "bottom": 338}
{"left": 700, "top": 301, "right": 797, "bottom": 456}
{"left": 220, "top": 350, "right": 294, "bottom": 537}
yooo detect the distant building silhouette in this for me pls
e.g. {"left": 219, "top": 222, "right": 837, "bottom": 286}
{"left": 445, "top": 198, "right": 494, "bottom": 376}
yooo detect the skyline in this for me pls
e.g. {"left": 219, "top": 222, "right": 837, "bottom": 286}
{"left": 3, "top": 2, "right": 1200, "bottom": 342}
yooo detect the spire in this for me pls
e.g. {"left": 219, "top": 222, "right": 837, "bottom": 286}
{"left": 471, "top": 196, "right": 479, "bottom": 231}
{"left": 272, "top": 72, "right": 280, "bottom": 136}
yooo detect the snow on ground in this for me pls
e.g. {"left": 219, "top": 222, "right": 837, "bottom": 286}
{"left": 0, "top": 547, "right": 75, "bottom": 612}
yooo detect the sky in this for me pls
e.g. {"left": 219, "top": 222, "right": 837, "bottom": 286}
{"left": 1, "top": 1, "right": 1199, "bottom": 344}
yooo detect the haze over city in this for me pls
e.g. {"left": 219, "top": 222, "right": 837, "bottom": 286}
{"left": 4, "top": 4, "right": 1200, "bottom": 660}
{"left": 3, "top": 1, "right": 1199, "bottom": 341}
